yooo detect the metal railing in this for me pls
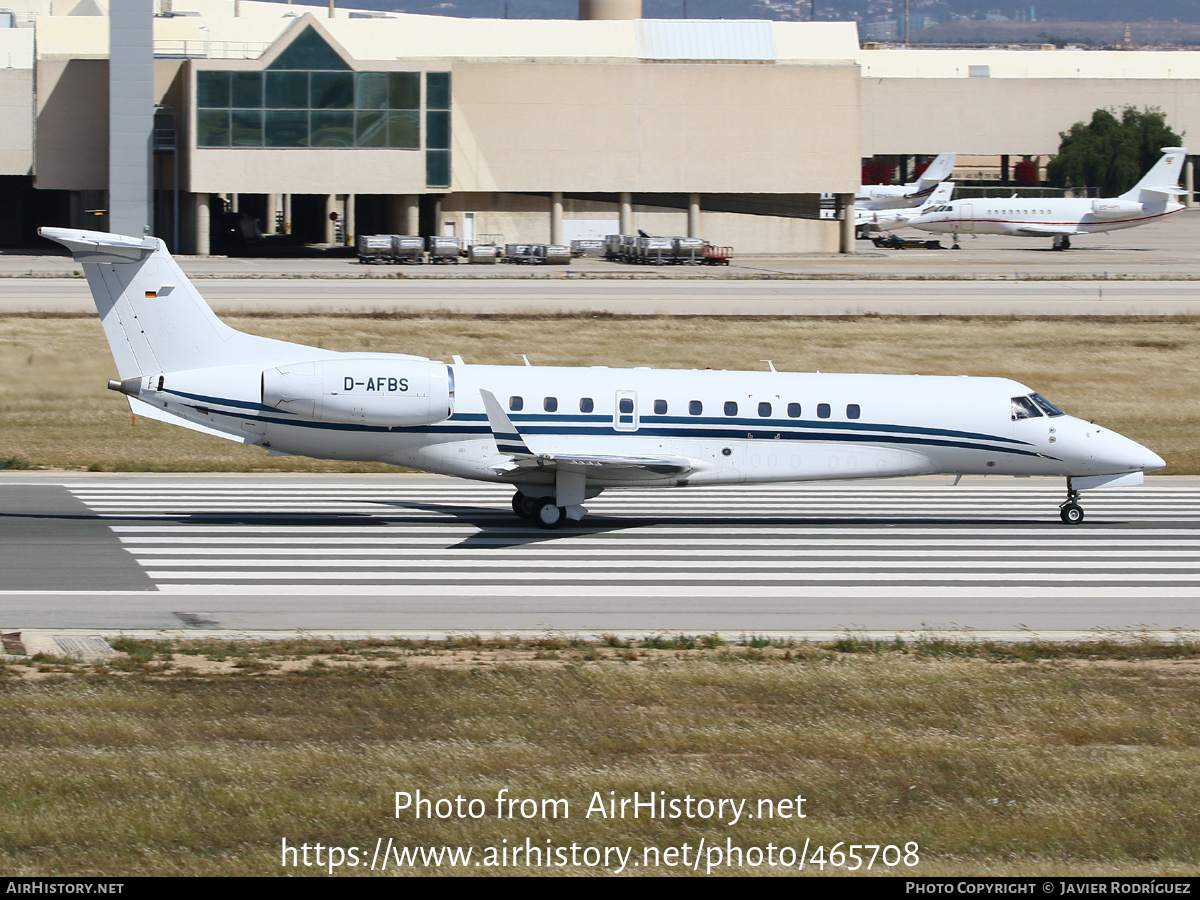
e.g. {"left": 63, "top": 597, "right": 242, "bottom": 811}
{"left": 153, "top": 39, "right": 272, "bottom": 60}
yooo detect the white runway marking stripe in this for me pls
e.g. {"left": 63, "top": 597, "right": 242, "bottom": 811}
{"left": 71, "top": 482, "right": 1200, "bottom": 595}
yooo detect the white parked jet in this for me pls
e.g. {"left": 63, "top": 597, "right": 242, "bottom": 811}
{"left": 905, "top": 147, "right": 1188, "bottom": 250}
{"left": 856, "top": 152, "right": 957, "bottom": 211}
{"left": 856, "top": 182, "right": 956, "bottom": 236}
{"left": 41, "top": 227, "right": 1164, "bottom": 528}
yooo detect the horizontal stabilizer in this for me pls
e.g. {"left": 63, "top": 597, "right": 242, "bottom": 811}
{"left": 128, "top": 396, "right": 251, "bottom": 444}
{"left": 39, "top": 227, "right": 156, "bottom": 264}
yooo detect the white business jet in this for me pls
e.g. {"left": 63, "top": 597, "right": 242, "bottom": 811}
{"left": 905, "top": 147, "right": 1187, "bottom": 250}
{"left": 41, "top": 227, "right": 1164, "bottom": 528}
{"left": 856, "top": 182, "right": 956, "bottom": 237}
{"left": 856, "top": 152, "right": 958, "bottom": 211}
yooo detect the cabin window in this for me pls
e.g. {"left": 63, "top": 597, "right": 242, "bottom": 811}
{"left": 543, "top": 397, "right": 557, "bottom": 412}
{"left": 579, "top": 397, "right": 593, "bottom": 413}
{"left": 758, "top": 402, "right": 772, "bottom": 417}
{"left": 654, "top": 399, "right": 667, "bottom": 415}
{"left": 1011, "top": 396, "right": 1042, "bottom": 420}
{"left": 509, "top": 396, "right": 523, "bottom": 411}
{"left": 619, "top": 398, "right": 634, "bottom": 414}
{"left": 1030, "top": 393, "right": 1065, "bottom": 418}
{"left": 787, "top": 402, "right": 801, "bottom": 418}
{"left": 689, "top": 400, "right": 703, "bottom": 416}
{"left": 847, "top": 404, "right": 861, "bottom": 419}
{"left": 817, "top": 403, "right": 831, "bottom": 419}
{"left": 724, "top": 401, "right": 738, "bottom": 416}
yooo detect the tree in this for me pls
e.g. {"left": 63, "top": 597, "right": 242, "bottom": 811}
{"left": 1046, "top": 107, "right": 1183, "bottom": 194}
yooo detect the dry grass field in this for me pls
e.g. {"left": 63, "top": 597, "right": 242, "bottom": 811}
{"left": 2, "top": 313, "right": 1197, "bottom": 473}
{"left": 1, "top": 636, "right": 1199, "bottom": 877}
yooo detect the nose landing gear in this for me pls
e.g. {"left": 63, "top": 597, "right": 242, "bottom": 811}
{"left": 1059, "top": 479, "right": 1084, "bottom": 524}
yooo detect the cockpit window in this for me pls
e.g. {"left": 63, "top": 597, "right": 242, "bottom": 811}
{"left": 1029, "top": 393, "right": 1065, "bottom": 417}
{"left": 1011, "top": 396, "right": 1042, "bottom": 420}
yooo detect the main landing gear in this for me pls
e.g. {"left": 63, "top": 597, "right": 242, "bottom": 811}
{"left": 1052, "top": 235, "right": 1072, "bottom": 251}
{"left": 512, "top": 491, "right": 567, "bottom": 529}
{"left": 1059, "top": 479, "right": 1084, "bottom": 524}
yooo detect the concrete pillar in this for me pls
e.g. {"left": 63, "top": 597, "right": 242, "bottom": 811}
{"left": 229, "top": 192, "right": 238, "bottom": 213}
{"left": 69, "top": 191, "right": 83, "bottom": 229}
{"left": 404, "top": 195, "right": 419, "bottom": 235}
{"left": 264, "top": 193, "right": 277, "bottom": 234}
{"left": 194, "top": 192, "right": 210, "bottom": 256}
{"left": 550, "top": 191, "right": 564, "bottom": 245}
{"left": 1186, "top": 160, "right": 1195, "bottom": 208}
{"left": 344, "top": 193, "right": 355, "bottom": 245}
{"left": 619, "top": 191, "right": 632, "bottom": 234}
{"left": 838, "top": 193, "right": 855, "bottom": 254}
{"left": 282, "top": 194, "right": 292, "bottom": 235}
{"left": 324, "top": 194, "right": 336, "bottom": 244}
{"left": 108, "top": 0, "right": 153, "bottom": 237}
{"left": 687, "top": 192, "right": 700, "bottom": 238}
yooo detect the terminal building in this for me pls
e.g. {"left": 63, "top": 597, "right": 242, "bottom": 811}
{"left": 2, "top": 0, "right": 1200, "bottom": 254}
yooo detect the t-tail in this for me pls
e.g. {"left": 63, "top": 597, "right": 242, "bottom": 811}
{"left": 39, "top": 227, "right": 313, "bottom": 379}
{"left": 1119, "top": 147, "right": 1188, "bottom": 204}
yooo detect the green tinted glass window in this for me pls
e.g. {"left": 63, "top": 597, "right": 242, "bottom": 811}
{"left": 388, "top": 72, "right": 419, "bottom": 110}
{"left": 230, "top": 72, "right": 262, "bottom": 109}
{"left": 310, "top": 72, "right": 353, "bottom": 110}
{"left": 230, "top": 109, "right": 263, "bottom": 147}
{"left": 355, "top": 110, "right": 386, "bottom": 148}
{"left": 266, "top": 71, "right": 308, "bottom": 109}
{"left": 264, "top": 110, "right": 308, "bottom": 147}
{"left": 267, "top": 25, "right": 350, "bottom": 71}
{"left": 387, "top": 111, "right": 419, "bottom": 149}
{"left": 426, "top": 149, "right": 450, "bottom": 187}
{"left": 356, "top": 73, "right": 388, "bottom": 110}
{"left": 197, "top": 71, "right": 229, "bottom": 108}
{"left": 426, "top": 72, "right": 451, "bottom": 110}
{"left": 426, "top": 110, "right": 450, "bottom": 150}
{"left": 310, "top": 111, "right": 354, "bottom": 147}
{"left": 197, "top": 109, "right": 230, "bottom": 147}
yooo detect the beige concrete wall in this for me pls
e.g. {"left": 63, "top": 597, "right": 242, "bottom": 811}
{"left": 188, "top": 149, "right": 427, "bottom": 195}
{"left": 34, "top": 59, "right": 107, "bottom": 189}
{"left": 862, "top": 77, "right": 1200, "bottom": 157}
{"left": 453, "top": 62, "right": 861, "bottom": 195}
{"left": 0, "top": 69, "right": 33, "bottom": 175}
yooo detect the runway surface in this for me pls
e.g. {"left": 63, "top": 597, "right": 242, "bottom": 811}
{"left": 2, "top": 475, "right": 1198, "bottom": 638}
{"left": 2, "top": 276, "right": 1199, "bottom": 316}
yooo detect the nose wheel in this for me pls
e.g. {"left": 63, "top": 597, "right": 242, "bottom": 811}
{"left": 1059, "top": 481, "right": 1084, "bottom": 524}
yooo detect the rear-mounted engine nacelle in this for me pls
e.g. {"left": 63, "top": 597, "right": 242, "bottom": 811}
{"left": 262, "top": 357, "right": 454, "bottom": 427}
{"left": 1090, "top": 199, "right": 1144, "bottom": 219}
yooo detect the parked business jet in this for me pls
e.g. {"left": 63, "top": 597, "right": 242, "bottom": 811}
{"left": 41, "top": 227, "right": 1164, "bottom": 528}
{"left": 856, "top": 153, "right": 957, "bottom": 211}
{"left": 905, "top": 147, "right": 1188, "bottom": 250}
{"left": 856, "top": 182, "right": 956, "bottom": 236}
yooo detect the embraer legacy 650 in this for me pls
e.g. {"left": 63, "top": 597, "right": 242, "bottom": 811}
{"left": 41, "top": 227, "right": 1164, "bottom": 528}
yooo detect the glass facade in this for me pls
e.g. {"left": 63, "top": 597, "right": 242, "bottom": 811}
{"left": 195, "top": 26, "right": 449, "bottom": 181}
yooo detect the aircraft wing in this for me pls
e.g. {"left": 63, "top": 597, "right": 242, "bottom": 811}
{"left": 1013, "top": 224, "right": 1080, "bottom": 236}
{"left": 479, "top": 389, "right": 694, "bottom": 476}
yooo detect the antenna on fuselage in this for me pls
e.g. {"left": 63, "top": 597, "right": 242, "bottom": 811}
{"left": 760, "top": 360, "right": 777, "bottom": 372}
{"left": 517, "top": 355, "right": 531, "bottom": 366}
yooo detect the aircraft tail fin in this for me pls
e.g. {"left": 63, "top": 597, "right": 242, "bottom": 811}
{"left": 915, "top": 153, "right": 957, "bottom": 190}
{"left": 1119, "top": 147, "right": 1188, "bottom": 203}
{"left": 39, "top": 227, "right": 292, "bottom": 380}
